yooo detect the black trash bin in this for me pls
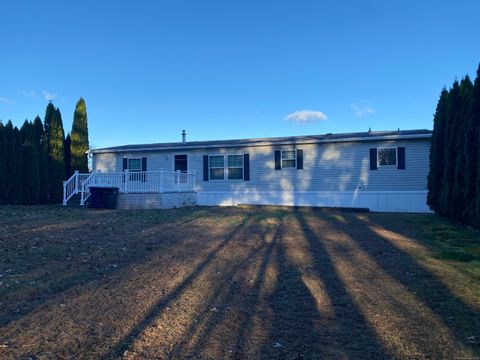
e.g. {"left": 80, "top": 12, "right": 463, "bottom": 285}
{"left": 88, "top": 186, "right": 119, "bottom": 209}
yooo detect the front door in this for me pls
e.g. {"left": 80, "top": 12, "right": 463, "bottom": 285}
{"left": 174, "top": 154, "right": 188, "bottom": 183}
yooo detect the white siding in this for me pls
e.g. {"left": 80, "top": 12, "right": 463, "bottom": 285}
{"left": 92, "top": 138, "right": 431, "bottom": 212}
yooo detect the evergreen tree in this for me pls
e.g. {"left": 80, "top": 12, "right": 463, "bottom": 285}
{"left": 4, "top": 121, "right": 15, "bottom": 204}
{"left": 45, "top": 103, "right": 66, "bottom": 203}
{"left": 64, "top": 133, "right": 72, "bottom": 178}
{"left": 70, "top": 98, "right": 89, "bottom": 173}
{"left": 427, "top": 89, "right": 449, "bottom": 212}
{"left": 33, "top": 116, "right": 49, "bottom": 204}
{"left": 465, "top": 64, "right": 480, "bottom": 225}
{"left": 440, "top": 81, "right": 462, "bottom": 216}
{"left": 11, "top": 126, "right": 23, "bottom": 204}
{"left": 0, "top": 122, "right": 7, "bottom": 204}
{"left": 20, "top": 121, "right": 40, "bottom": 204}
{"left": 451, "top": 76, "right": 473, "bottom": 221}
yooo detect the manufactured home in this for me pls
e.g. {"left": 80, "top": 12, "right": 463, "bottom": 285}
{"left": 63, "top": 129, "right": 432, "bottom": 212}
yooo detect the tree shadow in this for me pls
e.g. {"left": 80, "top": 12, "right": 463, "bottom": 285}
{"left": 165, "top": 221, "right": 277, "bottom": 359}
{"left": 100, "top": 213, "right": 253, "bottom": 359}
{"left": 0, "top": 207, "right": 244, "bottom": 327}
{"left": 276, "top": 210, "right": 390, "bottom": 359}
{"left": 320, "top": 210, "right": 480, "bottom": 356}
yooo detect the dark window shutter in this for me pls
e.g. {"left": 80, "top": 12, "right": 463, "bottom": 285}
{"left": 203, "top": 155, "right": 209, "bottom": 181}
{"left": 398, "top": 147, "right": 405, "bottom": 169}
{"left": 296, "top": 149, "right": 303, "bottom": 170}
{"left": 274, "top": 150, "right": 281, "bottom": 170}
{"left": 123, "top": 158, "right": 128, "bottom": 171}
{"left": 370, "top": 148, "right": 378, "bottom": 170}
{"left": 243, "top": 154, "right": 250, "bottom": 181}
{"left": 141, "top": 157, "right": 147, "bottom": 182}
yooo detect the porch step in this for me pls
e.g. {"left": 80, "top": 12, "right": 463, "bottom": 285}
{"left": 65, "top": 194, "right": 83, "bottom": 207}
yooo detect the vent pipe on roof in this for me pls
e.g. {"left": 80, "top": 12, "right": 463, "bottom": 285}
{"left": 182, "top": 130, "right": 186, "bottom": 144}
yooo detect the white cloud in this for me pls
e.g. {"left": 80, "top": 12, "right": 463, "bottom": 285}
{"left": 351, "top": 103, "right": 375, "bottom": 118}
{"left": 18, "top": 89, "right": 37, "bottom": 98}
{"left": 42, "top": 90, "right": 57, "bottom": 101}
{"left": 0, "top": 96, "right": 12, "bottom": 104}
{"left": 284, "top": 109, "right": 327, "bottom": 124}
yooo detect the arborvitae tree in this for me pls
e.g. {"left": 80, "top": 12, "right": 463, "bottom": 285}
{"left": 464, "top": 64, "right": 480, "bottom": 225}
{"left": 45, "top": 103, "right": 66, "bottom": 203}
{"left": 427, "top": 89, "right": 449, "bottom": 212}
{"left": 11, "top": 126, "right": 23, "bottom": 204}
{"left": 20, "top": 121, "right": 40, "bottom": 204}
{"left": 451, "top": 76, "right": 473, "bottom": 221}
{"left": 0, "top": 122, "right": 7, "bottom": 204}
{"left": 70, "top": 98, "right": 89, "bottom": 173}
{"left": 64, "top": 133, "right": 72, "bottom": 178}
{"left": 33, "top": 116, "right": 49, "bottom": 204}
{"left": 440, "top": 81, "right": 462, "bottom": 216}
{"left": 4, "top": 121, "right": 15, "bottom": 204}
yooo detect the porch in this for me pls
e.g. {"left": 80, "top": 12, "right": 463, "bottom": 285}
{"left": 63, "top": 170, "right": 197, "bottom": 206}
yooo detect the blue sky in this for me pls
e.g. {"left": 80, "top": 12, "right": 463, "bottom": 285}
{"left": 1, "top": 1, "right": 479, "bottom": 149}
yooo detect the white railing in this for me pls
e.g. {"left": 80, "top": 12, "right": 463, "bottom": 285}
{"left": 80, "top": 172, "right": 97, "bottom": 206}
{"left": 73, "top": 170, "right": 196, "bottom": 206}
{"left": 63, "top": 171, "right": 85, "bottom": 205}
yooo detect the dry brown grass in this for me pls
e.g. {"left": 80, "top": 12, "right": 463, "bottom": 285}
{"left": 0, "top": 205, "right": 479, "bottom": 359}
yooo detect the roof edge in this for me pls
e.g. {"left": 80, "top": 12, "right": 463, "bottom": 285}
{"left": 90, "top": 131, "right": 432, "bottom": 155}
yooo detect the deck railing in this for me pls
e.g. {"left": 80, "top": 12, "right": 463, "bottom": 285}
{"left": 63, "top": 170, "right": 197, "bottom": 206}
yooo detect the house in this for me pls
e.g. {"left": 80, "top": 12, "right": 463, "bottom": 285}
{"left": 63, "top": 129, "right": 432, "bottom": 212}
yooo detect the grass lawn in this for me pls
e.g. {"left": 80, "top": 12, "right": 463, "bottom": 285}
{"left": 0, "top": 205, "right": 479, "bottom": 359}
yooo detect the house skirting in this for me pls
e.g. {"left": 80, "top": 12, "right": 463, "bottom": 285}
{"left": 116, "top": 192, "right": 197, "bottom": 209}
{"left": 197, "top": 190, "right": 431, "bottom": 213}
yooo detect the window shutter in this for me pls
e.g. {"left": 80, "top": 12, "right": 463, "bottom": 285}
{"left": 203, "top": 155, "right": 209, "bottom": 181}
{"left": 398, "top": 147, "right": 406, "bottom": 169}
{"left": 122, "top": 158, "right": 128, "bottom": 171}
{"left": 141, "top": 157, "right": 147, "bottom": 182}
{"left": 370, "top": 148, "right": 378, "bottom": 170}
{"left": 243, "top": 154, "right": 250, "bottom": 181}
{"left": 274, "top": 150, "right": 281, "bottom": 170}
{"left": 296, "top": 149, "right": 303, "bottom": 170}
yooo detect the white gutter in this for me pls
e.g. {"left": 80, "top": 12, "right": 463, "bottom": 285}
{"left": 89, "top": 133, "right": 432, "bottom": 155}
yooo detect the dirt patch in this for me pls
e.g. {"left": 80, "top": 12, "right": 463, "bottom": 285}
{"left": 0, "top": 205, "right": 479, "bottom": 359}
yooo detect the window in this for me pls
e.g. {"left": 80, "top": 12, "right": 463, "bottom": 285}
{"left": 174, "top": 154, "right": 188, "bottom": 172}
{"left": 127, "top": 158, "right": 142, "bottom": 172}
{"left": 228, "top": 155, "right": 243, "bottom": 180}
{"left": 209, "top": 155, "right": 225, "bottom": 180}
{"left": 378, "top": 148, "right": 397, "bottom": 166}
{"left": 281, "top": 150, "right": 296, "bottom": 168}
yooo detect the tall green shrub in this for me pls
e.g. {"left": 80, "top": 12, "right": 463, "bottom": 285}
{"left": 5, "top": 121, "right": 15, "bottom": 204}
{"left": 33, "top": 116, "right": 49, "bottom": 204}
{"left": 427, "top": 89, "right": 449, "bottom": 212}
{"left": 452, "top": 76, "right": 473, "bottom": 220}
{"left": 20, "top": 120, "right": 40, "bottom": 204}
{"left": 464, "top": 64, "right": 480, "bottom": 224}
{"left": 70, "top": 98, "right": 89, "bottom": 173}
{"left": 0, "top": 122, "right": 7, "bottom": 204}
{"left": 64, "top": 133, "right": 72, "bottom": 178}
{"left": 11, "top": 126, "right": 23, "bottom": 204}
{"left": 440, "top": 81, "right": 462, "bottom": 216}
{"left": 45, "top": 103, "right": 66, "bottom": 203}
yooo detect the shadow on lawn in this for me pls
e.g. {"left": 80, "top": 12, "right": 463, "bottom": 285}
{"left": 0, "top": 207, "right": 237, "bottom": 327}
{"left": 100, "top": 213, "right": 254, "bottom": 359}
{"left": 319, "top": 210, "right": 480, "bottom": 356}
{"left": 103, "top": 209, "right": 390, "bottom": 359}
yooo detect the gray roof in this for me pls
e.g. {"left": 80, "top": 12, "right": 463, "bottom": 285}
{"left": 90, "top": 129, "right": 432, "bottom": 154}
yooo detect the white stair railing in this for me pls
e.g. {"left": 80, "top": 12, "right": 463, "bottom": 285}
{"left": 63, "top": 171, "right": 80, "bottom": 205}
{"left": 80, "top": 172, "right": 98, "bottom": 206}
